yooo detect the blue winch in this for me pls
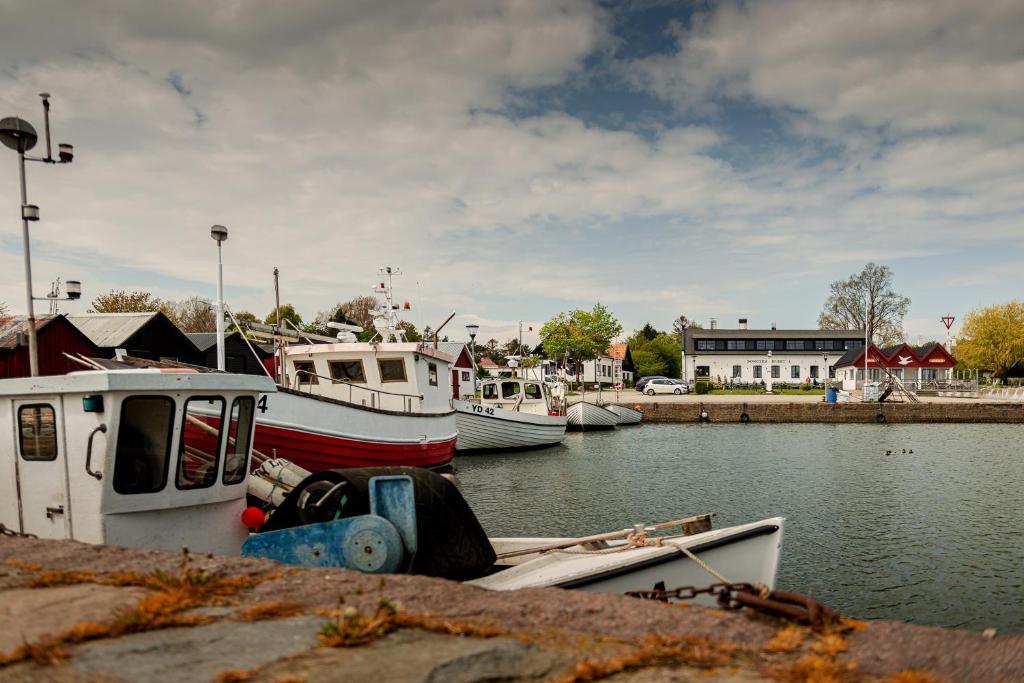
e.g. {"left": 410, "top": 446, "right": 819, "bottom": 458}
{"left": 240, "top": 467, "right": 496, "bottom": 580}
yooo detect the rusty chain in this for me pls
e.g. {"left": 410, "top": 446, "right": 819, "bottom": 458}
{"left": 0, "top": 523, "right": 36, "bottom": 538}
{"left": 626, "top": 582, "right": 843, "bottom": 632}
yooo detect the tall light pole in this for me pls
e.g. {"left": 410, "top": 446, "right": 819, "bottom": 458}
{"left": 211, "top": 224, "right": 228, "bottom": 371}
{"left": 1, "top": 94, "right": 75, "bottom": 376}
{"left": 678, "top": 315, "right": 688, "bottom": 382}
{"left": 765, "top": 349, "right": 774, "bottom": 394}
{"left": 465, "top": 322, "right": 479, "bottom": 355}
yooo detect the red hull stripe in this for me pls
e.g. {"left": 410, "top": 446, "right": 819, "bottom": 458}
{"left": 253, "top": 423, "right": 455, "bottom": 472}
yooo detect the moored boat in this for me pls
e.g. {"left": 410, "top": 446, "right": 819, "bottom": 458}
{"left": 566, "top": 400, "right": 618, "bottom": 430}
{"left": 455, "top": 376, "right": 566, "bottom": 452}
{"left": 246, "top": 268, "right": 457, "bottom": 472}
{"left": 603, "top": 403, "right": 643, "bottom": 425}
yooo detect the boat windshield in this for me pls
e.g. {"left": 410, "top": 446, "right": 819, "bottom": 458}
{"left": 482, "top": 383, "right": 499, "bottom": 400}
{"left": 501, "top": 381, "right": 520, "bottom": 399}
{"left": 524, "top": 383, "right": 542, "bottom": 400}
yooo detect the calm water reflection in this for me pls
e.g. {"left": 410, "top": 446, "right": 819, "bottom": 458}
{"left": 456, "top": 423, "right": 1024, "bottom": 632}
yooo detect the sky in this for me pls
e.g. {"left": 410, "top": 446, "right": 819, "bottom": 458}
{"left": 0, "top": 0, "right": 1021, "bottom": 347}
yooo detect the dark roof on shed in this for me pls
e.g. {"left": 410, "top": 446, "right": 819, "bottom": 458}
{"left": 0, "top": 315, "right": 58, "bottom": 350}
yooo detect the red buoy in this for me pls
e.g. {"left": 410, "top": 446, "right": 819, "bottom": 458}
{"left": 241, "top": 506, "right": 265, "bottom": 531}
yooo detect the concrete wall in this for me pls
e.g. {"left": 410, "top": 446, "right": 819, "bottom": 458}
{"left": 617, "top": 401, "right": 1024, "bottom": 424}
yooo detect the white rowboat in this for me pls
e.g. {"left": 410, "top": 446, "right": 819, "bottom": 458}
{"left": 603, "top": 404, "right": 642, "bottom": 425}
{"left": 455, "top": 400, "right": 566, "bottom": 451}
{"left": 566, "top": 401, "right": 618, "bottom": 430}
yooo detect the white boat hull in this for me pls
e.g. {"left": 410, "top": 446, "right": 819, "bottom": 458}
{"left": 604, "top": 404, "right": 642, "bottom": 425}
{"left": 566, "top": 401, "right": 618, "bottom": 430}
{"left": 470, "top": 518, "right": 784, "bottom": 606}
{"left": 454, "top": 401, "right": 567, "bottom": 451}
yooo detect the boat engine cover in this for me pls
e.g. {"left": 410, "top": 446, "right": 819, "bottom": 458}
{"left": 262, "top": 467, "right": 496, "bottom": 580}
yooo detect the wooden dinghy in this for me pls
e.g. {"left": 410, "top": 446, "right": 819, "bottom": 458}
{"left": 566, "top": 401, "right": 619, "bottom": 431}
{"left": 603, "top": 403, "right": 643, "bottom": 425}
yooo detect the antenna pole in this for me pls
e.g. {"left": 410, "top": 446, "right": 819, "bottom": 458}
{"left": 40, "top": 95, "right": 53, "bottom": 162}
{"left": 274, "top": 267, "right": 284, "bottom": 385}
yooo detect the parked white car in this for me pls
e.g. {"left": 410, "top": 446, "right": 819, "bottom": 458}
{"left": 644, "top": 379, "right": 689, "bottom": 395}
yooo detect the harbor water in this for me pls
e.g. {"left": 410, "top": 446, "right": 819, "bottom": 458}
{"left": 456, "top": 423, "right": 1024, "bottom": 633}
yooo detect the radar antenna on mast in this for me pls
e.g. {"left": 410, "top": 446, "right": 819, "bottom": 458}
{"left": 369, "top": 266, "right": 407, "bottom": 342}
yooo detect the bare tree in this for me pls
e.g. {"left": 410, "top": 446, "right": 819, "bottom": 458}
{"left": 340, "top": 295, "right": 380, "bottom": 330}
{"left": 163, "top": 296, "right": 217, "bottom": 332}
{"left": 90, "top": 289, "right": 163, "bottom": 313}
{"left": 818, "top": 263, "right": 910, "bottom": 345}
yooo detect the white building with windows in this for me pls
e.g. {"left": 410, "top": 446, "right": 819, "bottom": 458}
{"left": 682, "top": 319, "right": 864, "bottom": 385}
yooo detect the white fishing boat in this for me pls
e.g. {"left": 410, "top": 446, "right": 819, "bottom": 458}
{"left": 454, "top": 376, "right": 566, "bottom": 452}
{"left": 566, "top": 400, "right": 619, "bottom": 430}
{"left": 245, "top": 268, "right": 458, "bottom": 472}
{"left": 0, "top": 368, "right": 273, "bottom": 555}
{"left": 603, "top": 403, "right": 643, "bottom": 425}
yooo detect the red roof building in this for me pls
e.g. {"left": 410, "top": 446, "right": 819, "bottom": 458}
{"left": 0, "top": 315, "right": 101, "bottom": 378}
{"left": 832, "top": 342, "right": 956, "bottom": 390}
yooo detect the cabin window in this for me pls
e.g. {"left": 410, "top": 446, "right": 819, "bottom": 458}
{"left": 329, "top": 360, "right": 366, "bottom": 383}
{"left": 753, "top": 365, "right": 762, "bottom": 379}
{"left": 18, "top": 404, "right": 57, "bottom": 461}
{"left": 524, "top": 383, "right": 542, "bottom": 400}
{"left": 428, "top": 363, "right": 438, "bottom": 386}
{"left": 378, "top": 358, "right": 407, "bottom": 382}
{"left": 501, "top": 382, "right": 520, "bottom": 399}
{"left": 176, "top": 397, "right": 225, "bottom": 491}
{"left": 482, "top": 383, "right": 498, "bottom": 400}
{"left": 113, "top": 396, "right": 175, "bottom": 495}
{"left": 293, "top": 361, "right": 318, "bottom": 384}
{"left": 223, "top": 397, "right": 255, "bottom": 485}
{"left": 791, "top": 365, "right": 801, "bottom": 379}
{"left": 461, "top": 371, "right": 470, "bottom": 381}
{"left": 771, "top": 365, "right": 780, "bottom": 379}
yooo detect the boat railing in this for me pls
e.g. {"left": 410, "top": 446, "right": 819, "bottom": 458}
{"left": 291, "top": 370, "right": 424, "bottom": 412}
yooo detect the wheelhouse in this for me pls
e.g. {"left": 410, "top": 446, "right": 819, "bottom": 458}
{"left": 477, "top": 377, "right": 561, "bottom": 415}
{"left": 284, "top": 343, "right": 455, "bottom": 414}
{"left": 0, "top": 370, "right": 274, "bottom": 554}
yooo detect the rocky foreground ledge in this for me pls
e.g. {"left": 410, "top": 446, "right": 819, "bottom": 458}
{"left": 0, "top": 538, "right": 1019, "bottom": 683}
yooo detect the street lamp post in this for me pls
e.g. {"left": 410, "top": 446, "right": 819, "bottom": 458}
{"left": 765, "top": 350, "right": 774, "bottom": 394}
{"left": 465, "top": 322, "right": 479, "bottom": 356}
{"left": 822, "top": 352, "right": 829, "bottom": 401}
{"left": 1, "top": 94, "right": 75, "bottom": 377}
{"left": 211, "top": 225, "right": 228, "bottom": 371}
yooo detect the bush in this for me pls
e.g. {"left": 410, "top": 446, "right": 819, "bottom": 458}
{"left": 695, "top": 380, "right": 710, "bottom": 394}
{"left": 800, "top": 383, "right": 813, "bottom": 391}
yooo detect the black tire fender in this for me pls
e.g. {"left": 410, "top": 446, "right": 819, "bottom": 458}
{"left": 740, "top": 412, "right": 750, "bottom": 423}
{"left": 876, "top": 412, "right": 887, "bottom": 424}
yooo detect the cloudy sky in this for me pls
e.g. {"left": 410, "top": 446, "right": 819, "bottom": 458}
{"left": 1, "top": 0, "right": 1021, "bottom": 345}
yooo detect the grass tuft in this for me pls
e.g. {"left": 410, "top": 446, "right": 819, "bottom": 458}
{"left": 554, "top": 635, "right": 735, "bottom": 683}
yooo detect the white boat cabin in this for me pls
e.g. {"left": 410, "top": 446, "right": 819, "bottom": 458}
{"left": 475, "top": 377, "right": 563, "bottom": 416}
{"left": 0, "top": 370, "right": 274, "bottom": 555}
{"left": 284, "top": 343, "right": 455, "bottom": 414}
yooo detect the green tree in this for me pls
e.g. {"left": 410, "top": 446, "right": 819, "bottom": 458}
{"left": 818, "top": 263, "right": 910, "bottom": 345}
{"left": 89, "top": 289, "right": 163, "bottom": 313}
{"left": 631, "top": 347, "right": 668, "bottom": 377}
{"left": 955, "top": 301, "right": 1024, "bottom": 377}
{"left": 0, "top": 301, "right": 8, "bottom": 318}
{"left": 397, "top": 320, "right": 422, "bottom": 342}
{"left": 265, "top": 304, "right": 303, "bottom": 329}
{"left": 539, "top": 303, "right": 623, "bottom": 369}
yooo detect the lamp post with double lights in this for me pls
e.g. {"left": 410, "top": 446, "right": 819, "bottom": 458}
{"left": 1, "top": 94, "right": 76, "bottom": 376}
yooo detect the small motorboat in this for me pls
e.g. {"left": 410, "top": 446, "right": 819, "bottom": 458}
{"left": 603, "top": 403, "right": 643, "bottom": 425}
{"left": 455, "top": 376, "right": 566, "bottom": 452}
{"left": 566, "top": 400, "right": 619, "bottom": 431}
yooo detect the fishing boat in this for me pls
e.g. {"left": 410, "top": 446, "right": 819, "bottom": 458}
{"left": 603, "top": 403, "right": 643, "bottom": 425}
{"left": 454, "top": 375, "right": 566, "bottom": 452}
{"left": 245, "top": 268, "right": 458, "bottom": 472}
{"left": 566, "top": 400, "right": 619, "bottom": 430}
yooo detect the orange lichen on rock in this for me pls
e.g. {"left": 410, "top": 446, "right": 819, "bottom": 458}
{"left": 318, "top": 602, "right": 399, "bottom": 648}
{"left": 554, "top": 635, "right": 735, "bottom": 683}
{"left": 237, "top": 601, "right": 305, "bottom": 622}
{"left": 884, "top": 671, "right": 948, "bottom": 683}
{"left": 392, "top": 612, "right": 505, "bottom": 638}
{"left": 766, "top": 652, "right": 858, "bottom": 683}
{"left": 764, "top": 626, "right": 807, "bottom": 653}
{"left": 811, "top": 634, "right": 848, "bottom": 657}
{"left": 215, "top": 669, "right": 253, "bottom": 682}
{"left": 28, "top": 569, "right": 97, "bottom": 588}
